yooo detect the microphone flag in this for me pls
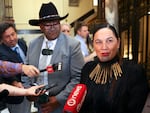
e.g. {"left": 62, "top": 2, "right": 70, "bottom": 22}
{"left": 63, "top": 84, "right": 87, "bottom": 113}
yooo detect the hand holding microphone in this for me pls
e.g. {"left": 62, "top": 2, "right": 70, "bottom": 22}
{"left": 29, "top": 62, "right": 61, "bottom": 103}
{"left": 40, "top": 62, "right": 62, "bottom": 73}
{"left": 63, "top": 84, "right": 87, "bottom": 113}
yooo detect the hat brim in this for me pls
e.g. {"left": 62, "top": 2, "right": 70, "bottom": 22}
{"left": 29, "top": 13, "right": 69, "bottom": 26}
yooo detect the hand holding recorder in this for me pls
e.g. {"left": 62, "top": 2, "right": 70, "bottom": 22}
{"left": 27, "top": 83, "right": 57, "bottom": 103}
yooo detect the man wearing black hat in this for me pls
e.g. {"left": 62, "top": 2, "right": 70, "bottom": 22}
{"left": 23, "top": 2, "right": 84, "bottom": 113}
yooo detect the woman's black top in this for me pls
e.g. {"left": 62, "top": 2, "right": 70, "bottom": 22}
{"left": 79, "top": 58, "right": 149, "bottom": 113}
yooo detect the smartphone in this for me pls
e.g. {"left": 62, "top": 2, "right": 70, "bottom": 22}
{"left": 35, "top": 83, "right": 57, "bottom": 94}
{"left": 44, "top": 83, "right": 57, "bottom": 91}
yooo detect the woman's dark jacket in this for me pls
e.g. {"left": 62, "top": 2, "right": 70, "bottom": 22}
{"left": 79, "top": 58, "right": 149, "bottom": 113}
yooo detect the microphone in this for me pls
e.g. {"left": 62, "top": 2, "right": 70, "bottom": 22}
{"left": 63, "top": 84, "right": 87, "bottom": 113}
{"left": 40, "top": 62, "right": 62, "bottom": 73}
{"left": 42, "top": 49, "right": 53, "bottom": 55}
{"left": 0, "top": 89, "right": 9, "bottom": 100}
{"left": 40, "top": 65, "right": 54, "bottom": 73}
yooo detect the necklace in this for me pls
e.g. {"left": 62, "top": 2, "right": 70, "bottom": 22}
{"left": 89, "top": 57, "right": 122, "bottom": 84}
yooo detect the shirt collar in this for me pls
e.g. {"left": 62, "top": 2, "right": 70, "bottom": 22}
{"left": 43, "top": 36, "right": 57, "bottom": 50}
{"left": 11, "top": 44, "right": 19, "bottom": 51}
{"left": 76, "top": 34, "right": 86, "bottom": 42}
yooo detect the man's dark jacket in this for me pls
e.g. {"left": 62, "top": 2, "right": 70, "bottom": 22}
{"left": 0, "top": 39, "right": 27, "bottom": 104}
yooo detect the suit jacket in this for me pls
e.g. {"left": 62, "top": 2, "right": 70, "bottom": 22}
{"left": 0, "top": 39, "right": 27, "bottom": 104}
{"left": 24, "top": 33, "right": 85, "bottom": 113}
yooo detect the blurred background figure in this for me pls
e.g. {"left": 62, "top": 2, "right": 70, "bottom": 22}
{"left": 105, "top": 0, "right": 118, "bottom": 32}
{"left": 61, "top": 23, "right": 71, "bottom": 36}
{"left": 74, "top": 21, "right": 96, "bottom": 63}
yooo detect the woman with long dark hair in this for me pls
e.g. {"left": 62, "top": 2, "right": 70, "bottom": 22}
{"left": 79, "top": 23, "right": 149, "bottom": 113}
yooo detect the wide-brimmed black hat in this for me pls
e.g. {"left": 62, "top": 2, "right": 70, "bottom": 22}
{"left": 29, "top": 2, "right": 69, "bottom": 26}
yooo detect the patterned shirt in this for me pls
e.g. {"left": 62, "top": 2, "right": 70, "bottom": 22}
{"left": 0, "top": 60, "right": 22, "bottom": 77}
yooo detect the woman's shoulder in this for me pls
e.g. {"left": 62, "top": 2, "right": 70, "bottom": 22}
{"left": 122, "top": 59, "right": 146, "bottom": 81}
{"left": 82, "top": 60, "right": 98, "bottom": 73}
{"left": 122, "top": 59, "right": 144, "bottom": 71}
{"left": 121, "top": 59, "right": 149, "bottom": 96}
{"left": 80, "top": 61, "right": 97, "bottom": 83}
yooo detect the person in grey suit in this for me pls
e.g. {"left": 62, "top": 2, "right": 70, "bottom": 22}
{"left": 23, "top": 2, "right": 85, "bottom": 113}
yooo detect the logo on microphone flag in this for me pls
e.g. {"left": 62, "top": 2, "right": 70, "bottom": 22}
{"left": 63, "top": 84, "right": 87, "bottom": 113}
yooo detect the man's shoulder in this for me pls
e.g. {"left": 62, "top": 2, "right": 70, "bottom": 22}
{"left": 18, "top": 38, "right": 27, "bottom": 47}
{"left": 0, "top": 45, "right": 12, "bottom": 60}
{"left": 59, "top": 33, "right": 79, "bottom": 45}
{"left": 0, "top": 44, "right": 8, "bottom": 50}
{"left": 30, "top": 35, "right": 44, "bottom": 44}
{"left": 0, "top": 43, "right": 4, "bottom": 48}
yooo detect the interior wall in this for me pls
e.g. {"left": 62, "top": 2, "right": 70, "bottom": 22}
{"left": 0, "top": 0, "right": 4, "bottom": 21}
{"left": 12, "top": 0, "right": 93, "bottom": 30}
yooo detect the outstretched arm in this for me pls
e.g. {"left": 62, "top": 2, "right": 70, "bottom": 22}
{"left": 0, "top": 83, "right": 45, "bottom": 96}
{"left": 0, "top": 60, "right": 40, "bottom": 77}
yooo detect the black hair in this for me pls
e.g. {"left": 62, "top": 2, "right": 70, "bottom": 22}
{"left": 93, "top": 23, "right": 119, "bottom": 39}
{"left": 0, "top": 22, "right": 17, "bottom": 40}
